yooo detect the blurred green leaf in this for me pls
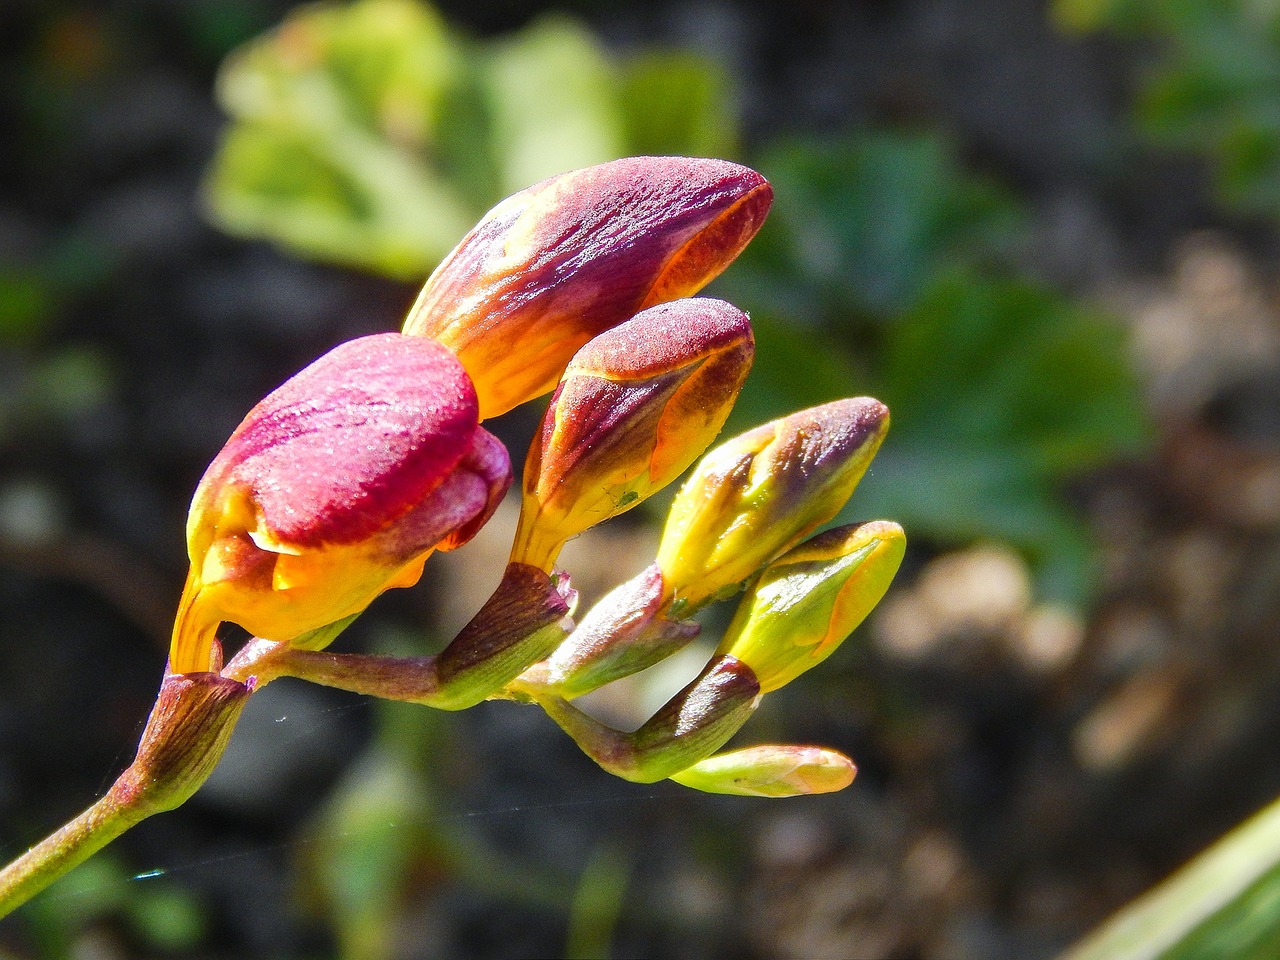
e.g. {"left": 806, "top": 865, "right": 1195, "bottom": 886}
{"left": 0, "top": 269, "right": 53, "bottom": 343}
{"left": 618, "top": 50, "right": 738, "bottom": 158}
{"left": 1065, "top": 794, "right": 1280, "bottom": 960}
{"left": 204, "top": 0, "right": 740, "bottom": 279}
{"left": 1055, "top": 0, "right": 1280, "bottom": 217}
{"left": 857, "top": 270, "right": 1149, "bottom": 603}
{"left": 483, "top": 15, "right": 625, "bottom": 194}
{"left": 744, "top": 133, "right": 1026, "bottom": 318}
{"left": 565, "top": 844, "right": 630, "bottom": 960}
{"left": 127, "top": 882, "right": 208, "bottom": 954}
{"left": 724, "top": 311, "right": 869, "bottom": 433}
{"left": 204, "top": 0, "right": 475, "bottom": 279}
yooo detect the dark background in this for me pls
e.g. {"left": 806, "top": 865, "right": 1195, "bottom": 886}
{"left": 3, "top": 1, "right": 1280, "bottom": 957}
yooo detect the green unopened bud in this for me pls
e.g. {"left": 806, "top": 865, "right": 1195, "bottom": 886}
{"left": 511, "top": 298, "right": 752, "bottom": 571}
{"left": 656, "top": 398, "right": 890, "bottom": 612}
{"left": 670, "top": 744, "right": 857, "bottom": 797}
{"left": 541, "top": 564, "right": 699, "bottom": 699}
{"left": 717, "top": 521, "right": 904, "bottom": 693}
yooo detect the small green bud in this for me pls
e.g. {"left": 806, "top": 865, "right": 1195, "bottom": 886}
{"left": 670, "top": 744, "right": 857, "bottom": 797}
{"left": 655, "top": 398, "right": 890, "bottom": 611}
{"left": 717, "top": 521, "right": 904, "bottom": 693}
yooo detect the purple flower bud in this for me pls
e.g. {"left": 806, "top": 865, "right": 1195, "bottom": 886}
{"left": 402, "top": 157, "right": 771, "bottom": 417}
{"left": 511, "top": 298, "right": 753, "bottom": 571}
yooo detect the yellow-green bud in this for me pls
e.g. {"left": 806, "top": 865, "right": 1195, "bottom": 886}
{"left": 670, "top": 744, "right": 857, "bottom": 797}
{"left": 716, "top": 520, "right": 904, "bottom": 693}
{"left": 655, "top": 398, "right": 890, "bottom": 612}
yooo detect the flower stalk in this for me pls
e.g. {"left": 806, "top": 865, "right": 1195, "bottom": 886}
{"left": 3, "top": 155, "right": 905, "bottom": 914}
{"left": 0, "top": 671, "right": 252, "bottom": 915}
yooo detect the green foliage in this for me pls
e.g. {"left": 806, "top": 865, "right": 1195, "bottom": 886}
{"left": 19, "top": 854, "right": 207, "bottom": 958}
{"left": 0, "top": 268, "right": 54, "bottom": 344}
{"left": 741, "top": 133, "right": 1025, "bottom": 318}
{"left": 735, "top": 134, "right": 1148, "bottom": 603}
{"left": 1065, "top": 794, "right": 1280, "bottom": 960}
{"left": 864, "top": 270, "right": 1147, "bottom": 602}
{"left": 203, "top": 0, "right": 737, "bottom": 278}
{"left": 1055, "top": 0, "right": 1280, "bottom": 216}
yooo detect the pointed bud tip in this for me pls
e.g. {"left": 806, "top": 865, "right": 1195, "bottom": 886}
{"left": 403, "top": 157, "right": 770, "bottom": 417}
{"left": 671, "top": 745, "right": 856, "bottom": 797}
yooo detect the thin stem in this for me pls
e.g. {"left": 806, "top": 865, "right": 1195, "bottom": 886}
{"left": 0, "top": 670, "right": 251, "bottom": 917}
{"left": 223, "top": 563, "right": 573, "bottom": 712}
{"left": 0, "top": 779, "right": 148, "bottom": 916}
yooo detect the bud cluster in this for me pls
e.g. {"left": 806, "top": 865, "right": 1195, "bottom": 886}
{"left": 169, "top": 156, "right": 905, "bottom": 798}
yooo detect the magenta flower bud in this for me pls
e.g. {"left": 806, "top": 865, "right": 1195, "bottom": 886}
{"left": 510, "top": 298, "right": 754, "bottom": 572}
{"left": 402, "top": 157, "right": 772, "bottom": 417}
{"left": 656, "top": 398, "right": 891, "bottom": 612}
{"left": 170, "top": 333, "right": 511, "bottom": 674}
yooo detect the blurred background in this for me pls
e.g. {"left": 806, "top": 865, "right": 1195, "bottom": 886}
{"left": 3, "top": 0, "right": 1280, "bottom": 957}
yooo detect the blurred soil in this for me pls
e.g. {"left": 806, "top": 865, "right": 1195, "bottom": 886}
{"left": 4, "top": 2, "right": 1280, "bottom": 958}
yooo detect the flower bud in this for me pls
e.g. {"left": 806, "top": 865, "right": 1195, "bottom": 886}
{"left": 540, "top": 563, "right": 700, "bottom": 699}
{"left": 655, "top": 398, "right": 890, "bottom": 612}
{"left": 402, "top": 157, "right": 772, "bottom": 417}
{"left": 119, "top": 671, "right": 256, "bottom": 814}
{"left": 170, "top": 333, "right": 511, "bottom": 674}
{"left": 670, "top": 745, "right": 856, "bottom": 797}
{"left": 626, "top": 655, "right": 761, "bottom": 782}
{"left": 537, "top": 654, "right": 761, "bottom": 783}
{"left": 511, "top": 298, "right": 753, "bottom": 571}
{"left": 716, "top": 521, "right": 905, "bottom": 693}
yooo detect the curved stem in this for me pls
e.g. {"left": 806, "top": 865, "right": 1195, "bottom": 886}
{"left": 0, "top": 779, "right": 149, "bottom": 916}
{"left": 0, "top": 671, "right": 252, "bottom": 917}
{"left": 533, "top": 655, "right": 762, "bottom": 783}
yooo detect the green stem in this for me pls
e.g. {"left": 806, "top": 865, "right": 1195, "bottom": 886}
{"left": 0, "top": 670, "right": 252, "bottom": 917}
{"left": 534, "top": 655, "right": 762, "bottom": 783}
{"left": 0, "top": 779, "right": 149, "bottom": 916}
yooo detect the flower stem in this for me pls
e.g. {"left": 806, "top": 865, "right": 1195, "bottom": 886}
{"left": 0, "top": 778, "right": 151, "bottom": 916}
{"left": 0, "top": 670, "right": 252, "bottom": 917}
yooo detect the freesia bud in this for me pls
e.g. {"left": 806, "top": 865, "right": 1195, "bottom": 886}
{"left": 402, "top": 157, "right": 772, "bottom": 417}
{"left": 510, "top": 298, "right": 753, "bottom": 571}
{"left": 170, "top": 333, "right": 511, "bottom": 674}
{"left": 655, "top": 398, "right": 890, "bottom": 612}
{"left": 670, "top": 744, "right": 857, "bottom": 797}
{"left": 537, "top": 654, "right": 761, "bottom": 784}
{"left": 716, "top": 521, "right": 905, "bottom": 693}
{"left": 539, "top": 563, "right": 700, "bottom": 699}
